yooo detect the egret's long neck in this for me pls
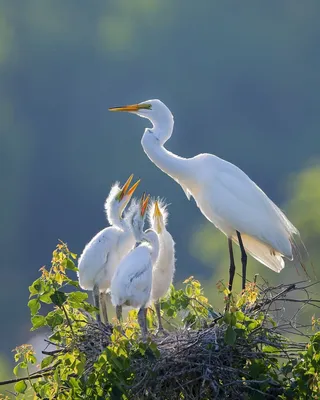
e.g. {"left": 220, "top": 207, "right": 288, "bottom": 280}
{"left": 144, "top": 230, "right": 160, "bottom": 265}
{"left": 141, "top": 120, "right": 191, "bottom": 184}
{"left": 108, "top": 208, "right": 126, "bottom": 230}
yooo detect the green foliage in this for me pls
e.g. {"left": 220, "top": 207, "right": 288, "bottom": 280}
{"left": 3, "top": 242, "right": 320, "bottom": 399}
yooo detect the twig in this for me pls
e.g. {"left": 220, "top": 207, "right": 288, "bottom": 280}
{"left": 0, "top": 370, "right": 53, "bottom": 386}
{"left": 61, "top": 305, "right": 75, "bottom": 337}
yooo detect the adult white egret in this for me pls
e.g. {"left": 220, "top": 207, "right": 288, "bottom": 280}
{"left": 78, "top": 174, "right": 140, "bottom": 323}
{"left": 110, "top": 194, "right": 160, "bottom": 339}
{"left": 148, "top": 199, "right": 175, "bottom": 333}
{"left": 109, "top": 100, "right": 301, "bottom": 291}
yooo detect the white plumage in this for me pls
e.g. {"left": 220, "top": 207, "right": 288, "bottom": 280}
{"left": 77, "top": 174, "right": 140, "bottom": 322}
{"left": 109, "top": 100, "right": 301, "bottom": 290}
{"left": 148, "top": 199, "right": 175, "bottom": 332}
{"left": 111, "top": 195, "right": 159, "bottom": 338}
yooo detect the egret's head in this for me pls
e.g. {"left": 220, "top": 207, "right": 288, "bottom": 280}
{"left": 109, "top": 99, "right": 173, "bottom": 132}
{"left": 104, "top": 174, "right": 140, "bottom": 225}
{"left": 148, "top": 198, "right": 168, "bottom": 234}
{"left": 128, "top": 193, "right": 150, "bottom": 241}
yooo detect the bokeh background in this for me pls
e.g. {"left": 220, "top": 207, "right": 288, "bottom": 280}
{"left": 1, "top": 0, "right": 320, "bottom": 377}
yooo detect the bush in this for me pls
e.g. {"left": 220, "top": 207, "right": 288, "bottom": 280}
{"left": 1, "top": 242, "right": 320, "bottom": 399}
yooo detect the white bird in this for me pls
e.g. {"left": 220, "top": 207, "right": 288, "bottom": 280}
{"left": 78, "top": 174, "right": 140, "bottom": 323}
{"left": 109, "top": 100, "right": 301, "bottom": 291}
{"left": 148, "top": 199, "right": 175, "bottom": 333}
{"left": 110, "top": 194, "right": 160, "bottom": 338}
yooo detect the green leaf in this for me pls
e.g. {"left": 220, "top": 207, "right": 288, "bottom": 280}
{"left": 235, "top": 311, "right": 245, "bottom": 321}
{"left": 247, "top": 321, "right": 259, "bottom": 331}
{"left": 41, "top": 355, "right": 54, "bottom": 369}
{"left": 46, "top": 312, "right": 64, "bottom": 328}
{"left": 224, "top": 326, "right": 236, "bottom": 345}
{"left": 28, "top": 298, "right": 40, "bottom": 316}
{"left": 15, "top": 380, "right": 27, "bottom": 394}
{"left": 249, "top": 359, "right": 267, "bottom": 378}
{"left": 224, "top": 311, "right": 231, "bottom": 324}
{"left": 149, "top": 341, "right": 160, "bottom": 358}
{"left": 39, "top": 290, "right": 54, "bottom": 304}
{"left": 230, "top": 312, "right": 237, "bottom": 326}
{"left": 13, "top": 362, "right": 27, "bottom": 376}
{"left": 68, "top": 291, "right": 88, "bottom": 308}
{"left": 50, "top": 290, "right": 67, "bottom": 307}
{"left": 66, "top": 279, "right": 80, "bottom": 288}
{"left": 66, "top": 258, "right": 78, "bottom": 271}
{"left": 167, "top": 308, "right": 175, "bottom": 317}
{"left": 29, "top": 278, "right": 43, "bottom": 296}
{"left": 49, "top": 331, "right": 61, "bottom": 342}
{"left": 186, "top": 285, "right": 193, "bottom": 296}
{"left": 83, "top": 302, "right": 97, "bottom": 313}
{"left": 31, "top": 315, "right": 47, "bottom": 330}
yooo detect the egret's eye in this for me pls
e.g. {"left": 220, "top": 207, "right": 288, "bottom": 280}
{"left": 139, "top": 104, "right": 152, "bottom": 110}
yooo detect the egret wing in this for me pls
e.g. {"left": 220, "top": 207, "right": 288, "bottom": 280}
{"left": 78, "top": 226, "right": 121, "bottom": 289}
{"left": 210, "top": 166, "right": 295, "bottom": 257}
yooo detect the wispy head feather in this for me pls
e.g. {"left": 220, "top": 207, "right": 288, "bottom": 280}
{"left": 104, "top": 182, "right": 122, "bottom": 225}
{"left": 148, "top": 197, "right": 169, "bottom": 229}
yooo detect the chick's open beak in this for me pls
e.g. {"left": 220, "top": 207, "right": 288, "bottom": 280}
{"left": 140, "top": 193, "right": 150, "bottom": 216}
{"left": 127, "top": 178, "right": 141, "bottom": 196}
{"left": 118, "top": 174, "right": 137, "bottom": 201}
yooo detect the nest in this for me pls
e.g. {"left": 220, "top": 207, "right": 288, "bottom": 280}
{"left": 72, "top": 281, "right": 317, "bottom": 400}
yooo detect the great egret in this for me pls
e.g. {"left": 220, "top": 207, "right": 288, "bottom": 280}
{"left": 110, "top": 194, "right": 160, "bottom": 339}
{"left": 78, "top": 174, "right": 140, "bottom": 323}
{"left": 148, "top": 199, "right": 175, "bottom": 333}
{"left": 109, "top": 100, "right": 300, "bottom": 291}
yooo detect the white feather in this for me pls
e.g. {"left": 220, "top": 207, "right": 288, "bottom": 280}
{"left": 104, "top": 182, "right": 121, "bottom": 226}
{"left": 78, "top": 188, "right": 137, "bottom": 292}
{"left": 113, "top": 99, "right": 303, "bottom": 277}
{"left": 110, "top": 230, "right": 159, "bottom": 309}
{"left": 147, "top": 199, "right": 176, "bottom": 301}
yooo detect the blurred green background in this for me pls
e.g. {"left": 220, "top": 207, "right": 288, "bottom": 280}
{"left": 1, "top": 0, "right": 320, "bottom": 374}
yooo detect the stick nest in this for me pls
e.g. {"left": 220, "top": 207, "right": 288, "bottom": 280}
{"left": 71, "top": 281, "right": 316, "bottom": 399}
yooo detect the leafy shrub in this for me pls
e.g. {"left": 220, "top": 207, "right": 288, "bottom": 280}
{"left": 0, "top": 242, "right": 319, "bottom": 399}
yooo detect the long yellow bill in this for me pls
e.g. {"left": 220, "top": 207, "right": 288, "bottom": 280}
{"left": 109, "top": 103, "right": 151, "bottom": 112}
{"left": 109, "top": 104, "right": 141, "bottom": 112}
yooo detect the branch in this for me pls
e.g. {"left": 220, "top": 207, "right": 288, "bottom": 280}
{"left": 0, "top": 370, "right": 53, "bottom": 387}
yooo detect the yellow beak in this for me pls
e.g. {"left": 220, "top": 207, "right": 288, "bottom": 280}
{"left": 118, "top": 174, "right": 140, "bottom": 200}
{"left": 154, "top": 200, "right": 162, "bottom": 218}
{"left": 109, "top": 104, "right": 141, "bottom": 112}
{"left": 109, "top": 103, "right": 151, "bottom": 112}
{"left": 127, "top": 178, "right": 141, "bottom": 196}
{"left": 140, "top": 193, "right": 150, "bottom": 216}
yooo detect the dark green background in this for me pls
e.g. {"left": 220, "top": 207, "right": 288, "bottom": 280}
{"left": 1, "top": 0, "right": 320, "bottom": 368}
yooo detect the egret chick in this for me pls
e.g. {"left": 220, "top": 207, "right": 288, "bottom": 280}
{"left": 78, "top": 174, "right": 140, "bottom": 323}
{"left": 110, "top": 194, "right": 160, "bottom": 339}
{"left": 148, "top": 199, "right": 175, "bottom": 333}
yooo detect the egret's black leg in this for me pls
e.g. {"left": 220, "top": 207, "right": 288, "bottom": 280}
{"left": 155, "top": 301, "right": 168, "bottom": 335}
{"left": 138, "top": 307, "right": 148, "bottom": 339}
{"left": 116, "top": 305, "right": 122, "bottom": 322}
{"left": 93, "top": 284, "right": 101, "bottom": 323}
{"left": 100, "top": 292, "right": 108, "bottom": 323}
{"left": 236, "top": 231, "right": 247, "bottom": 290}
{"left": 228, "top": 238, "right": 236, "bottom": 292}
